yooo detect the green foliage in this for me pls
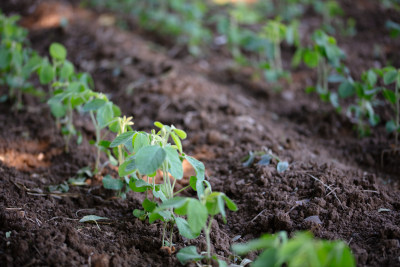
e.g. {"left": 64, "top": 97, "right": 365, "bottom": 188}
{"left": 0, "top": 12, "right": 44, "bottom": 108}
{"left": 232, "top": 231, "right": 355, "bottom": 267}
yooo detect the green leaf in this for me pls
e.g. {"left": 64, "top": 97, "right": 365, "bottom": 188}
{"left": 187, "top": 199, "right": 208, "bottom": 234}
{"left": 135, "top": 146, "right": 166, "bottom": 175}
{"left": 48, "top": 100, "right": 66, "bottom": 118}
{"left": 96, "top": 102, "right": 114, "bottom": 128}
{"left": 303, "top": 50, "right": 319, "bottom": 68}
{"left": 189, "top": 176, "right": 197, "bottom": 191}
{"left": 50, "top": 43, "right": 67, "bottom": 61}
{"left": 384, "top": 70, "right": 398, "bottom": 85}
{"left": 142, "top": 198, "right": 156, "bottom": 212}
{"left": 277, "top": 161, "right": 289, "bottom": 173}
{"left": 129, "top": 179, "right": 151, "bottom": 193}
{"left": 133, "top": 209, "right": 146, "bottom": 219}
{"left": 175, "top": 217, "right": 199, "bottom": 239}
{"left": 118, "top": 158, "right": 137, "bottom": 177}
{"left": 382, "top": 89, "right": 396, "bottom": 105}
{"left": 60, "top": 61, "right": 74, "bottom": 81}
{"left": 79, "top": 215, "right": 109, "bottom": 223}
{"left": 386, "top": 120, "right": 397, "bottom": 133}
{"left": 133, "top": 132, "right": 149, "bottom": 153}
{"left": 173, "top": 128, "right": 187, "bottom": 139}
{"left": 154, "top": 121, "right": 164, "bottom": 128}
{"left": 110, "top": 131, "right": 135, "bottom": 147}
{"left": 185, "top": 156, "right": 205, "bottom": 181}
{"left": 83, "top": 98, "right": 107, "bottom": 111}
{"left": 39, "top": 63, "right": 54, "bottom": 85}
{"left": 177, "top": 246, "right": 204, "bottom": 265}
{"left": 102, "top": 175, "right": 124, "bottom": 190}
{"left": 223, "top": 194, "right": 238, "bottom": 211}
{"left": 157, "top": 197, "right": 187, "bottom": 210}
{"left": 170, "top": 132, "right": 182, "bottom": 153}
{"left": 338, "top": 81, "right": 355, "bottom": 98}
{"left": 164, "top": 146, "right": 183, "bottom": 179}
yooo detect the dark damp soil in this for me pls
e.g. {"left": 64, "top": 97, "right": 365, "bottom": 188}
{"left": 0, "top": 1, "right": 399, "bottom": 267}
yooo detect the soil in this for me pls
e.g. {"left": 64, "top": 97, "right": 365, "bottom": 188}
{"left": 0, "top": 1, "right": 399, "bottom": 266}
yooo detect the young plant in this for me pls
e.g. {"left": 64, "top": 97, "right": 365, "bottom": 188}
{"left": 45, "top": 43, "right": 94, "bottom": 151}
{"left": 157, "top": 188, "right": 238, "bottom": 266}
{"left": 109, "top": 121, "right": 208, "bottom": 245}
{"left": 342, "top": 69, "right": 381, "bottom": 137}
{"left": 381, "top": 67, "right": 400, "bottom": 146}
{"left": 0, "top": 13, "right": 44, "bottom": 108}
{"left": 232, "top": 231, "right": 355, "bottom": 267}
{"left": 82, "top": 94, "right": 122, "bottom": 174}
{"left": 259, "top": 19, "right": 298, "bottom": 83}
{"left": 294, "top": 30, "right": 345, "bottom": 109}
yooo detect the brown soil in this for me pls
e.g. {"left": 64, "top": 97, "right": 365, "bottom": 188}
{"left": 0, "top": 1, "right": 399, "bottom": 267}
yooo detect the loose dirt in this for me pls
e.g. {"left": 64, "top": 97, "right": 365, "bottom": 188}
{"left": 0, "top": 1, "right": 399, "bottom": 266}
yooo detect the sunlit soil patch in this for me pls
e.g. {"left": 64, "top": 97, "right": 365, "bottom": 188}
{"left": 0, "top": 140, "right": 62, "bottom": 171}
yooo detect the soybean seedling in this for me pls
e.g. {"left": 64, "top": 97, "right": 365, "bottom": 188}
{"left": 343, "top": 69, "right": 381, "bottom": 137}
{"left": 232, "top": 231, "right": 355, "bottom": 267}
{"left": 110, "top": 121, "right": 208, "bottom": 247}
{"left": 259, "top": 18, "right": 299, "bottom": 84}
{"left": 0, "top": 13, "right": 44, "bottom": 108}
{"left": 295, "top": 30, "right": 345, "bottom": 109}
{"left": 381, "top": 67, "right": 400, "bottom": 146}
{"left": 82, "top": 94, "right": 122, "bottom": 174}
{"left": 157, "top": 187, "right": 238, "bottom": 266}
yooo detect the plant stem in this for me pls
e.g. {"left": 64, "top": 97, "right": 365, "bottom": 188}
{"left": 204, "top": 217, "right": 214, "bottom": 264}
{"left": 90, "top": 111, "right": 101, "bottom": 173}
{"left": 162, "top": 222, "right": 167, "bottom": 247}
{"left": 395, "top": 77, "right": 399, "bottom": 147}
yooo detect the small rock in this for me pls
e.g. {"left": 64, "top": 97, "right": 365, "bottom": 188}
{"left": 304, "top": 215, "right": 322, "bottom": 224}
{"left": 91, "top": 254, "right": 110, "bottom": 267}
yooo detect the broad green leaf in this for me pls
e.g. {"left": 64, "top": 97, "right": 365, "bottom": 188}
{"left": 102, "top": 175, "right": 124, "bottom": 190}
{"left": 386, "top": 120, "right": 397, "bottom": 133}
{"left": 189, "top": 176, "right": 197, "bottom": 191}
{"left": 39, "top": 63, "right": 54, "bottom": 85}
{"left": 382, "top": 89, "right": 396, "bottom": 105}
{"left": 366, "top": 70, "right": 377, "bottom": 86}
{"left": 157, "top": 197, "right": 187, "bottom": 210}
{"left": 384, "top": 70, "right": 398, "bottom": 85}
{"left": 60, "top": 61, "right": 74, "bottom": 81}
{"left": 48, "top": 100, "right": 66, "bottom": 118}
{"left": 135, "top": 146, "right": 166, "bottom": 175}
{"left": 96, "top": 102, "right": 114, "bottom": 128}
{"left": 185, "top": 155, "right": 205, "bottom": 181}
{"left": 187, "top": 199, "right": 208, "bottom": 234}
{"left": 338, "top": 81, "right": 355, "bottom": 98}
{"left": 142, "top": 198, "right": 156, "bottom": 212}
{"left": 164, "top": 146, "right": 183, "bottom": 179}
{"left": 175, "top": 217, "right": 199, "bottom": 239}
{"left": 177, "top": 246, "right": 204, "bottom": 265}
{"left": 83, "top": 98, "right": 107, "bottom": 111}
{"left": 79, "top": 215, "right": 109, "bottom": 223}
{"left": 50, "top": 43, "right": 67, "bottom": 61}
{"left": 129, "top": 179, "right": 151, "bottom": 193}
{"left": 133, "top": 132, "right": 149, "bottom": 153}
{"left": 110, "top": 131, "right": 135, "bottom": 147}
{"left": 118, "top": 158, "right": 136, "bottom": 177}
{"left": 303, "top": 50, "right": 319, "bottom": 68}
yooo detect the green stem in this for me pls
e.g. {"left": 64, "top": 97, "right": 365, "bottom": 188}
{"left": 90, "top": 111, "right": 101, "bottom": 173}
{"left": 204, "top": 218, "right": 214, "bottom": 264}
{"left": 173, "top": 185, "right": 191, "bottom": 196}
{"left": 162, "top": 222, "right": 167, "bottom": 247}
